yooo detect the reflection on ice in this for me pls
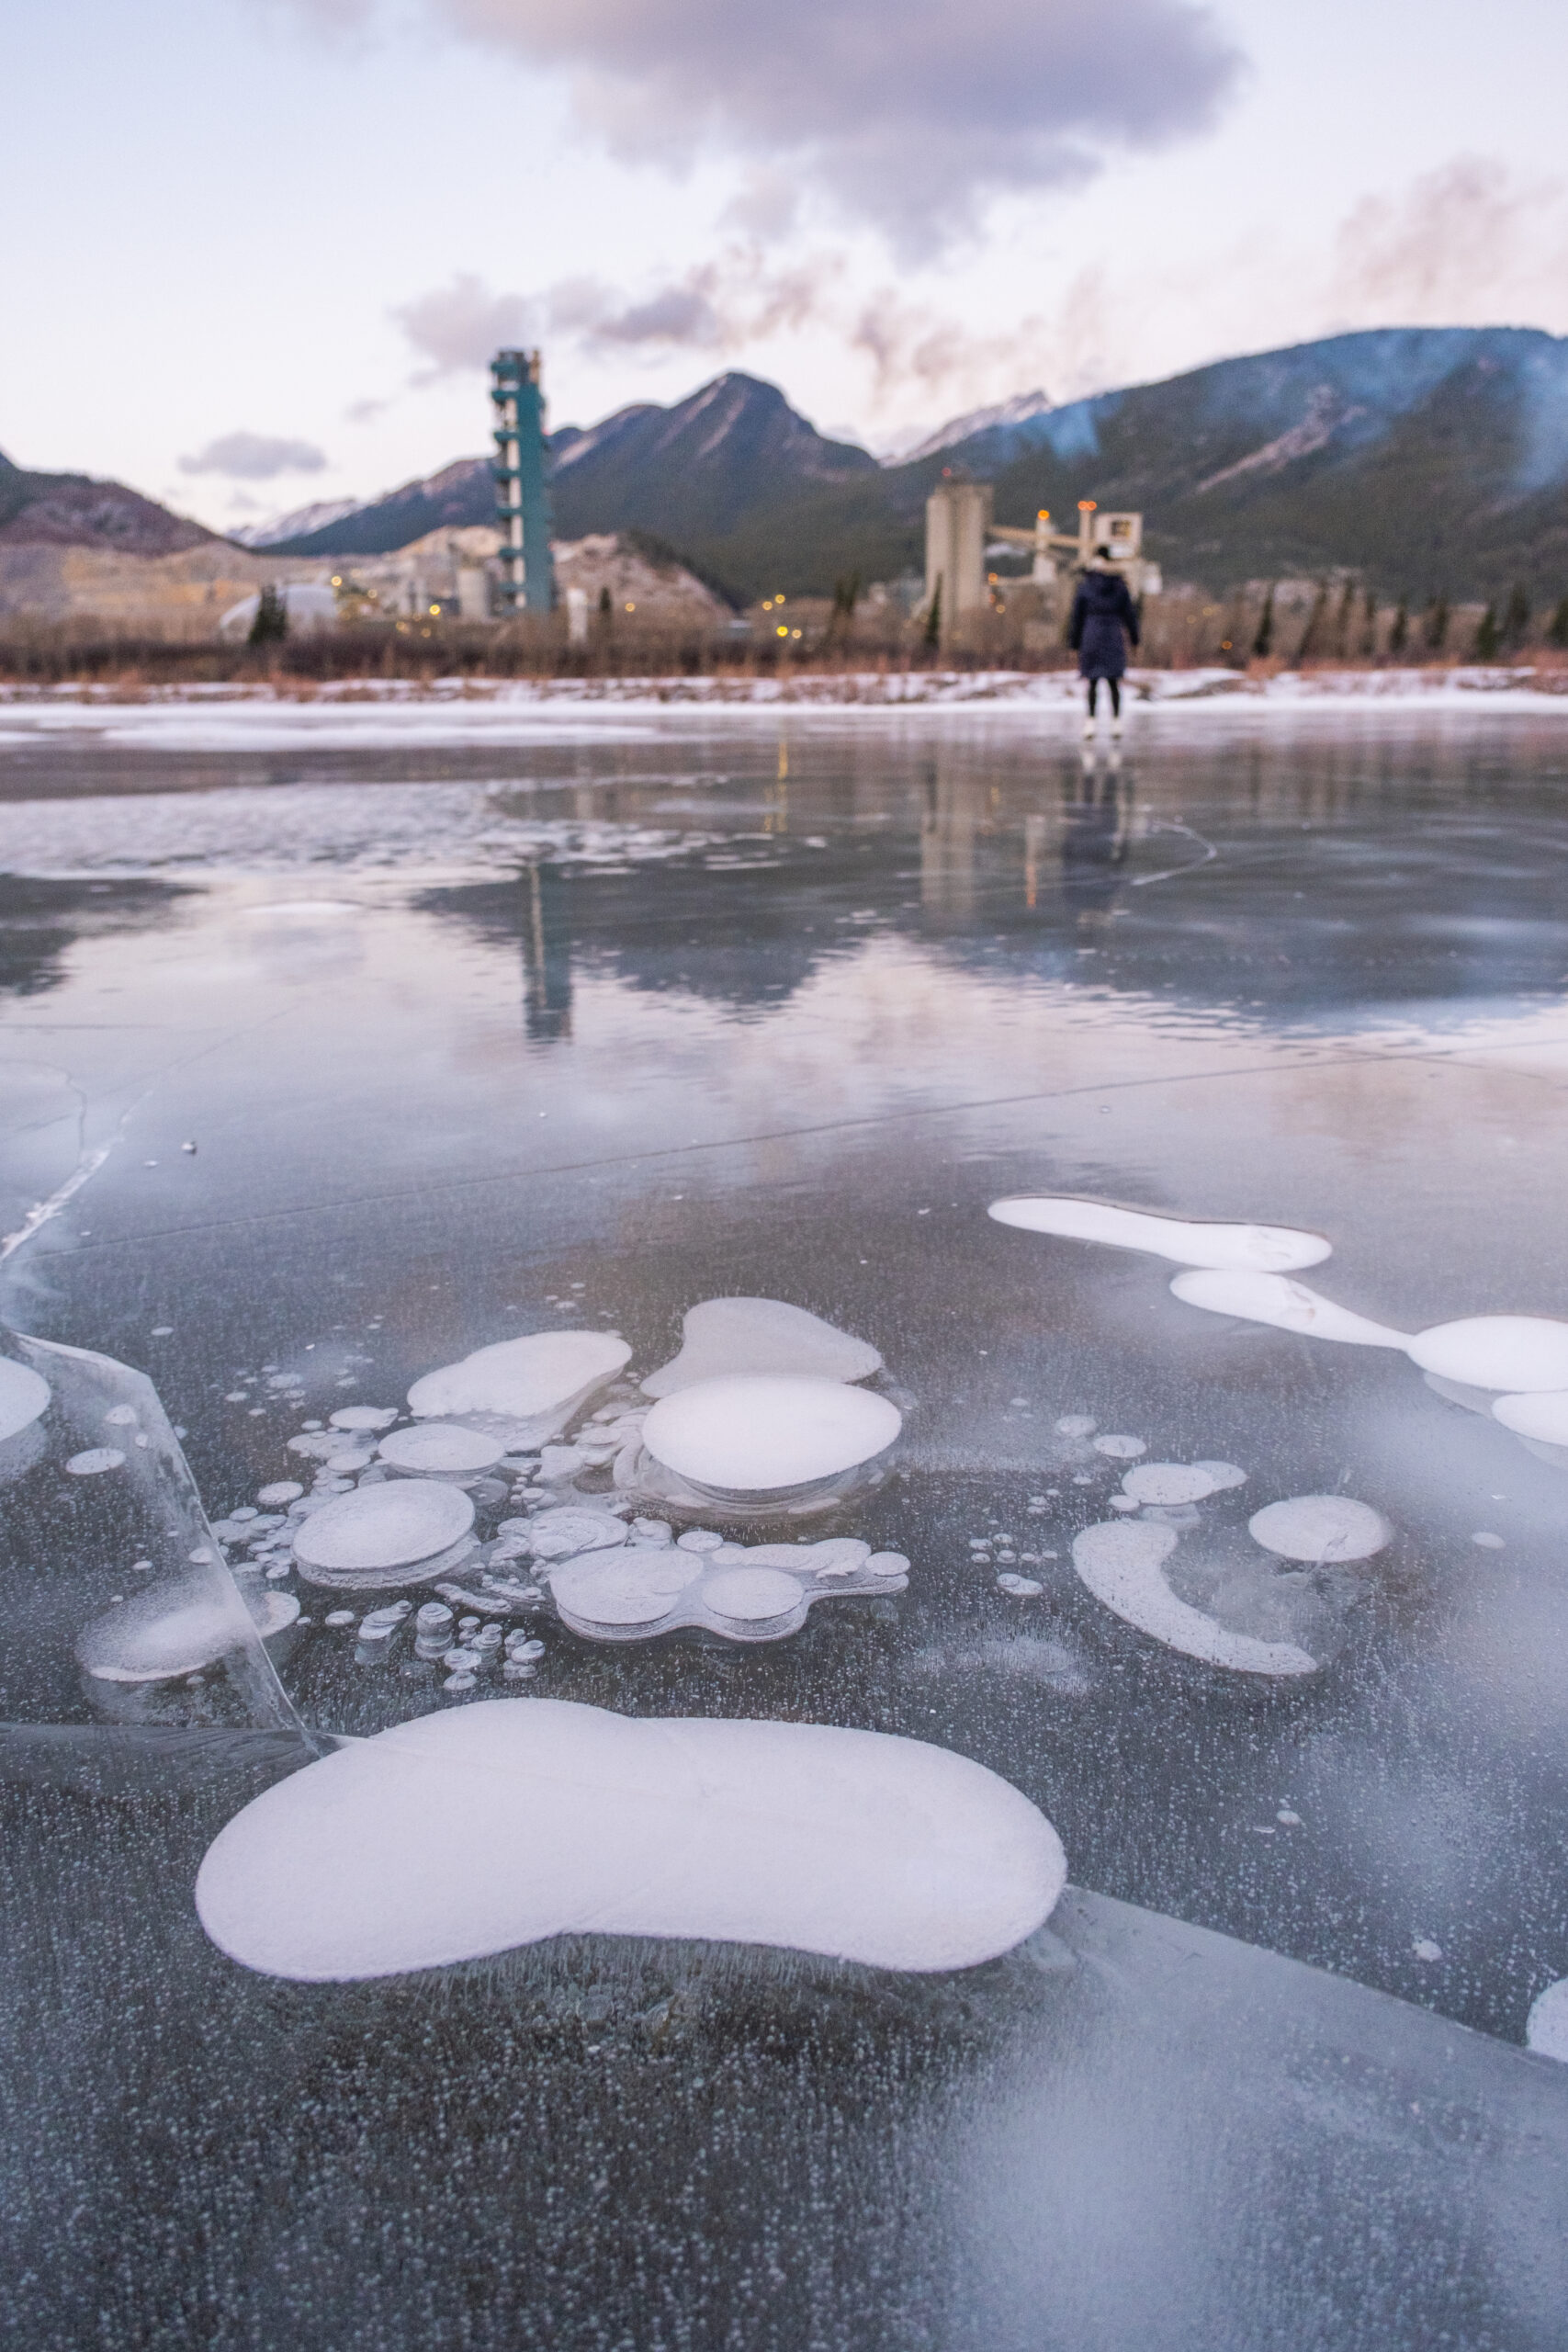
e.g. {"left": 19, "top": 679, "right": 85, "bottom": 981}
{"left": 989, "top": 1194, "right": 1331, "bottom": 1271}
{"left": 195, "top": 1699, "right": 1066, "bottom": 1980}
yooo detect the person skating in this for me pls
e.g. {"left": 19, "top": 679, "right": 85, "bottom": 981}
{"left": 1069, "top": 548, "right": 1140, "bottom": 739}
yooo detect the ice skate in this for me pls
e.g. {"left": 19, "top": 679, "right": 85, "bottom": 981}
{"left": 1081, "top": 715, "right": 1096, "bottom": 741}
{"left": 1111, "top": 716, "right": 1123, "bottom": 740}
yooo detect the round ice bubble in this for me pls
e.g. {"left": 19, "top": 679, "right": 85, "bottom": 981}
{"left": 76, "top": 1578, "right": 263, "bottom": 1683}
{"left": 0, "top": 1359, "right": 51, "bottom": 1443}
{"left": 66, "top": 1447, "right": 125, "bottom": 1476}
{"left": 293, "top": 1481, "right": 475, "bottom": 1577}
{"left": 525, "top": 1508, "right": 628, "bottom": 1561}
{"left": 701, "top": 1567, "right": 804, "bottom": 1623}
{"left": 1091, "top": 1434, "right": 1146, "bottom": 1460}
{"left": 378, "top": 1424, "right": 506, "bottom": 1476}
{"left": 1190, "top": 1460, "right": 1247, "bottom": 1490}
{"left": 1406, "top": 1316, "right": 1568, "bottom": 1394}
{"left": 195, "top": 1699, "right": 1066, "bottom": 1977}
{"left": 256, "top": 1481, "right": 304, "bottom": 1506}
{"left": 1526, "top": 1977, "right": 1568, "bottom": 2062}
{"left": 551, "top": 1554, "right": 693, "bottom": 1626}
{"left": 987, "top": 1196, "right": 1332, "bottom": 1272}
{"left": 1121, "top": 1463, "right": 1221, "bottom": 1506}
{"left": 1492, "top": 1390, "right": 1568, "bottom": 1445}
{"left": 641, "top": 1375, "right": 902, "bottom": 1495}
{"left": 1247, "top": 1495, "right": 1391, "bottom": 1563}
{"left": 330, "top": 1406, "right": 398, "bottom": 1431}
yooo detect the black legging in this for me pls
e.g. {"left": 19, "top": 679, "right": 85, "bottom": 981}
{"left": 1087, "top": 677, "right": 1122, "bottom": 718}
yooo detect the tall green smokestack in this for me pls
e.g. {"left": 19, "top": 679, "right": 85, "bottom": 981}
{"left": 490, "top": 348, "right": 554, "bottom": 614}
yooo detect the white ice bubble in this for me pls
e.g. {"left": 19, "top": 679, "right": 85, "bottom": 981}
{"left": 641, "top": 1375, "right": 901, "bottom": 1496}
{"left": 1190, "top": 1460, "right": 1248, "bottom": 1490}
{"left": 0, "top": 1359, "right": 51, "bottom": 1444}
{"left": 1092, "top": 1434, "right": 1146, "bottom": 1460}
{"left": 1169, "top": 1271, "right": 1412, "bottom": 1347}
{"left": 988, "top": 1195, "right": 1331, "bottom": 1271}
{"left": 1072, "top": 1520, "right": 1318, "bottom": 1677}
{"left": 256, "top": 1481, "right": 304, "bottom": 1506}
{"left": 701, "top": 1566, "right": 807, "bottom": 1623}
{"left": 408, "top": 1331, "right": 631, "bottom": 1439}
{"left": 1247, "top": 1496, "right": 1392, "bottom": 1564}
{"left": 329, "top": 1407, "right": 399, "bottom": 1431}
{"left": 997, "top": 1573, "right": 1043, "bottom": 1597}
{"left": 66, "top": 1447, "right": 125, "bottom": 1476}
{"left": 1526, "top": 1976, "right": 1568, "bottom": 2062}
{"left": 1491, "top": 1390, "right": 1568, "bottom": 1445}
{"left": 378, "top": 1424, "right": 506, "bottom": 1476}
{"left": 76, "top": 1577, "right": 264, "bottom": 1684}
{"left": 194, "top": 1699, "right": 1066, "bottom": 1979}
{"left": 642, "top": 1297, "right": 883, "bottom": 1396}
{"left": 1407, "top": 1316, "right": 1568, "bottom": 1394}
{"left": 525, "top": 1507, "right": 628, "bottom": 1561}
{"left": 1472, "top": 1531, "right": 1505, "bottom": 1549}
{"left": 1055, "top": 1415, "right": 1097, "bottom": 1436}
{"left": 1121, "top": 1463, "right": 1221, "bottom": 1506}
{"left": 292, "top": 1482, "right": 475, "bottom": 1580}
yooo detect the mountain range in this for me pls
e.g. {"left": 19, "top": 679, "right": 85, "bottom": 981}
{"left": 258, "top": 327, "right": 1568, "bottom": 606}
{"left": 10, "top": 325, "right": 1568, "bottom": 609}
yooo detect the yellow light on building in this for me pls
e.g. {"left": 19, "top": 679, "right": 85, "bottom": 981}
{"left": 776, "top": 625, "right": 788, "bottom": 637}
{"left": 625, "top": 602, "right": 636, "bottom": 613}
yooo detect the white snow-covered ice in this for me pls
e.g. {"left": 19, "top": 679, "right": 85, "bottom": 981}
{"left": 988, "top": 1195, "right": 1331, "bottom": 1271}
{"left": 1492, "top": 1389, "right": 1568, "bottom": 1444}
{"left": 640, "top": 1374, "right": 902, "bottom": 1495}
{"left": 193, "top": 1699, "right": 1066, "bottom": 1978}
{"left": 1072, "top": 1520, "right": 1318, "bottom": 1676}
{"left": 641, "top": 1296, "right": 883, "bottom": 1396}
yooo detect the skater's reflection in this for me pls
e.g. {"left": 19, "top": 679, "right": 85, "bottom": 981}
{"left": 1060, "top": 752, "right": 1133, "bottom": 920}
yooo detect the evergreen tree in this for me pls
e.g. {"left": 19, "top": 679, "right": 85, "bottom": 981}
{"left": 1424, "top": 594, "right": 1450, "bottom": 651}
{"left": 1503, "top": 582, "right": 1531, "bottom": 646}
{"left": 1474, "top": 604, "right": 1501, "bottom": 660}
{"left": 1550, "top": 595, "right": 1568, "bottom": 649}
{"left": 1252, "top": 584, "right": 1275, "bottom": 660}
{"left": 1359, "top": 587, "right": 1377, "bottom": 659}
{"left": 1389, "top": 597, "right": 1409, "bottom": 657}
{"left": 1297, "top": 584, "right": 1328, "bottom": 662}
{"left": 247, "top": 583, "right": 288, "bottom": 647}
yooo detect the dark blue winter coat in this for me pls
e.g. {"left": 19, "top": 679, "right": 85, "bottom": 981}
{"left": 1069, "top": 569, "right": 1140, "bottom": 679}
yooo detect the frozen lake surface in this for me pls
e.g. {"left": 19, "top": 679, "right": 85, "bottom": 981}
{"left": 2, "top": 700, "right": 1567, "bottom": 2346}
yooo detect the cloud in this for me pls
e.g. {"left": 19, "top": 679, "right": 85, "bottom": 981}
{"left": 393, "top": 251, "right": 841, "bottom": 377}
{"left": 294, "top": 0, "right": 1245, "bottom": 255}
{"left": 177, "top": 431, "right": 328, "bottom": 480}
{"left": 344, "top": 395, "right": 391, "bottom": 424}
{"left": 390, "top": 272, "right": 541, "bottom": 380}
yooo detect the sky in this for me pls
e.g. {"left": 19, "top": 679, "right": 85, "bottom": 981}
{"left": 6, "top": 0, "right": 1568, "bottom": 533}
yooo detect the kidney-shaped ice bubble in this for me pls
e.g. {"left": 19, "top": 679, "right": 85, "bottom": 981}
{"left": 408, "top": 1331, "right": 631, "bottom": 1430}
{"left": 195, "top": 1699, "right": 1066, "bottom": 1979}
{"left": 0, "top": 1358, "right": 51, "bottom": 1444}
{"left": 987, "top": 1196, "right": 1331, "bottom": 1272}
{"left": 1072, "top": 1521, "right": 1318, "bottom": 1677}
{"left": 1407, "top": 1317, "right": 1568, "bottom": 1395}
{"left": 642, "top": 1297, "right": 883, "bottom": 1397}
{"left": 1247, "top": 1496, "right": 1392, "bottom": 1564}
{"left": 641, "top": 1375, "right": 901, "bottom": 1496}
{"left": 1121, "top": 1463, "right": 1220, "bottom": 1505}
{"left": 378, "top": 1424, "right": 506, "bottom": 1476}
{"left": 293, "top": 1481, "right": 475, "bottom": 1578}
{"left": 1492, "top": 1390, "right": 1568, "bottom": 1445}
{"left": 1527, "top": 1976, "right": 1568, "bottom": 2062}
{"left": 1169, "top": 1271, "right": 1411, "bottom": 1347}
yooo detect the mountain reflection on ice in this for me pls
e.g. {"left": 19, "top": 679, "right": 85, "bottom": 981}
{"left": 3, "top": 705, "right": 1568, "bottom": 2345}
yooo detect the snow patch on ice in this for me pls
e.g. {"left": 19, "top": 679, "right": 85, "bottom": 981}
{"left": 988, "top": 1196, "right": 1330, "bottom": 1271}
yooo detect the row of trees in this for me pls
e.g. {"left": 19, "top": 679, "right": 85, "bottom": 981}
{"left": 1251, "top": 579, "right": 1568, "bottom": 663}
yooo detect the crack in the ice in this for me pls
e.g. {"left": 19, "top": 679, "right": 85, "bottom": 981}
{"left": 1131, "top": 820, "right": 1222, "bottom": 888}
